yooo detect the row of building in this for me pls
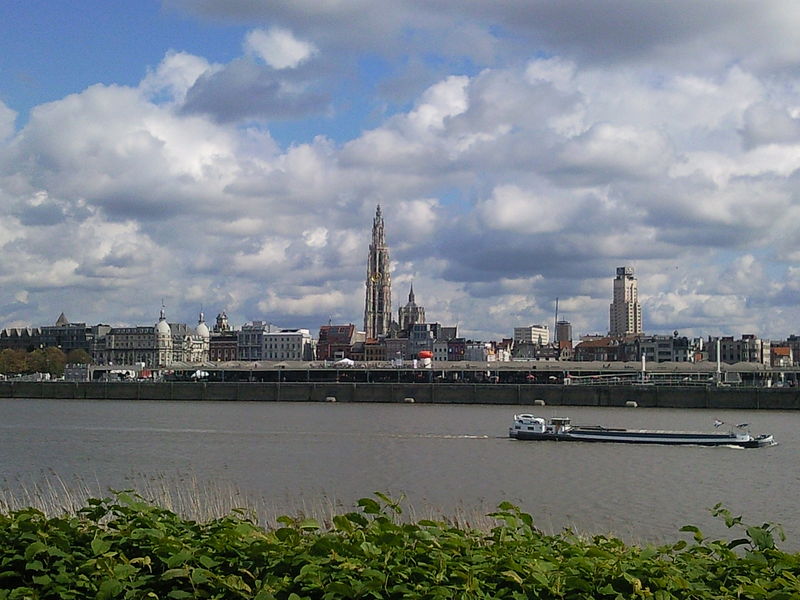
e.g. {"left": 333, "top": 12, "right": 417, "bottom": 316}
{"left": 0, "top": 309, "right": 315, "bottom": 368}
{"left": 1, "top": 307, "right": 798, "bottom": 369}
{"left": 2, "top": 207, "right": 798, "bottom": 369}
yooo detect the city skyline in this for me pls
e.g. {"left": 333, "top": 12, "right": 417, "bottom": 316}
{"left": 2, "top": 3, "right": 800, "bottom": 340}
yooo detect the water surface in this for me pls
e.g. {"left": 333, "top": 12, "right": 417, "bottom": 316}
{"left": 0, "top": 398, "right": 794, "bottom": 546}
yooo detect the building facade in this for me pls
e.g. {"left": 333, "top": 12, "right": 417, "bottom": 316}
{"left": 385, "top": 337, "right": 409, "bottom": 362}
{"left": 238, "top": 321, "right": 272, "bottom": 361}
{"left": 209, "top": 332, "right": 237, "bottom": 361}
{"left": 316, "top": 324, "right": 361, "bottom": 360}
{"left": 96, "top": 325, "right": 158, "bottom": 366}
{"left": 709, "top": 335, "right": 770, "bottom": 365}
{"left": 0, "top": 314, "right": 109, "bottom": 354}
{"left": 513, "top": 325, "right": 550, "bottom": 346}
{"left": 555, "top": 320, "right": 572, "bottom": 345}
{"left": 209, "top": 311, "right": 237, "bottom": 361}
{"left": 263, "top": 329, "right": 314, "bottom": 361}
{"left": 408, "top": 322, "right": 439, "bottom": 357}
{"left": 609, "top": 266, "right": 642, "bottom": 336}
{"left": 364, "top": 205, "right": 392, "bottom": 339}
{"left": 635, "top": 335, "right": 694, "bottom": 363}
{"left": 94, "top": 308, "right": 209, "bottom": 368}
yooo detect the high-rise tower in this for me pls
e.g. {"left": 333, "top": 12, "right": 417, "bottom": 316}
{"left": 609, "top": 266, "right": 642, "bottom": 336}
{"left": 364, "top": 205, "right": 392, "bottom": 339}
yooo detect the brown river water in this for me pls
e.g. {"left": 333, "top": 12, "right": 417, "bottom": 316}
{"left": 0, "top": 398, "right": 796, "bottom": 548}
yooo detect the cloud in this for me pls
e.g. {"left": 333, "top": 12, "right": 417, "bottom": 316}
{"left": 140, "top": 50, "right": 215, "bottom": 104}
{"left": 0, "top": 101, "right": 16, "bottom": 140}
{"left": 169, "top": 1, "right": 800, "bottom": 74}
{"left": 7, "top": 6, "right": 800, "bottom": 341}
{"left": 557, "top": 124, "right": 674, "bottom": 184}
{"left": 244, "top": 27, "right": 318, "bottom": 70}
{"left": 302, "top": 227, "right": 328, "bottom": 249}
{"left": 740, "top": 102, "right": 800, "bottom": 149}
{"left": 477, "top": 185, "right": 571, "bottom": 234}
{"left": 180, "top": 59, "right": 329, "bottom": 122}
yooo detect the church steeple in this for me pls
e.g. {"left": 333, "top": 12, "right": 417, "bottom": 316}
{"left": 364, "top": 204, "right": 392, "bottom": 339}
{"left": 399, "top": 283, "right": 425, "bottom": 332}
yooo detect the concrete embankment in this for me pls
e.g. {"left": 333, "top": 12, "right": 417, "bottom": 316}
{"left": 1, "top": 381, "right": 800, "bottom": 409}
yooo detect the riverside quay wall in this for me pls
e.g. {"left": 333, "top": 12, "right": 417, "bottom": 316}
{"left": 2, "top": 381, "right": 800, "bottom": 409}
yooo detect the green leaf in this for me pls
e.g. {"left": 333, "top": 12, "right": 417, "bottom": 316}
{"left": 165, "top": 550, "right": 193, "bottom": 568}
{"left": 639, "top": 547, "right": 658, "bottom": 560}
{"left": 502, "top": 570, "right": 524, "bottom": 585}
{"left": 298, "top": 518, "right": 320, "bottom": 531}
{"left": 97, "top": 578, "right": 123, "bottom": 600}
{"left": 191, "top": 567, "right": 213, "bottom": 585}
{"left": 91, "top": 536, "right": 112, "bottom": 556}
{"left": 24, "top": 560, "right": 44, "bottom": 572}
{"left": 746, "top": 526, "right": 775, "bottom": 550}
{"left": 161, "top": 568, "right": 190, "bottom": 580}
{"left": 197, "top": 554, "right": 218, "bottom": 569}
{"left": 223, "top": 574, "right": 252, "bottom": 593}
{"left": 332, "top": 515, "right": 354, "bottom": 532}
{"left": 113, "top": 563, "right": 138, "bottom": 579}
{"left": 24, "top": 542, "right": 47, "bottom": 560}
{"left": 374, "top": 492, "right": 403, "bottom": 515}
{"left": 679, "top": 525, "right": 704, "bottom": 542}
{"left": 360, "top": 541, "right": 381, "bottom": 558}
{"left": 324, "top": 581, "right": 354, "bottom": 595}
{"left": 357, "top": 498, "right": 381, "bottom": 514}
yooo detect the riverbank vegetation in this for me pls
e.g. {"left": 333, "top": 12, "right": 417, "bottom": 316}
{"left": 0, "top": 347, "right": 90, "bottom": 378}
{"left": 1, "top": 492, "right": 797, "bottom": 599}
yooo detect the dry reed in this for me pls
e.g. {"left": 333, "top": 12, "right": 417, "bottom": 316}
{"left": 0, "top": 471, "right": 501, "bottom": 532}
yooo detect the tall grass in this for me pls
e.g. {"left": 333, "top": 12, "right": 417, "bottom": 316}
{"left": 0, "top": 471, "right": 499, "bottom": 532}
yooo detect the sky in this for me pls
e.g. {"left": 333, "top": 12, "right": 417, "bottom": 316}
{"left": 2, "top": 1, "right": 800, "bottom": 341}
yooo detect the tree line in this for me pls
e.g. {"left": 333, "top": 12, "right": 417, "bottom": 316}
{"left": 0, "top": 347, "right": 92, "bottom": 377}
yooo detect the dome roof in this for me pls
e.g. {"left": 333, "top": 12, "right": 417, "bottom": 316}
{"left": 196, "top": 311, "right": 210, "bottom": 338}
{"left": 155, "top": 305, "right": 171, "bottom": 336}
{"left": 155, "top": 319, "right": 171, "bottom": 336}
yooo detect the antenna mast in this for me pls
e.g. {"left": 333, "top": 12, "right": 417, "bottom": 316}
{"left": 554, "top": 297, "right": 559, "bottom": 342}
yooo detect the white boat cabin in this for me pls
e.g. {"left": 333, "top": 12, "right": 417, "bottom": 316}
{"left": 511, "top": 414, "right": 572, "bottom": 434}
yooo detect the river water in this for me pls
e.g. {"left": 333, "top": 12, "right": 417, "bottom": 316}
{"left": 0, "top": 398, "right": 796, "bottom": 548}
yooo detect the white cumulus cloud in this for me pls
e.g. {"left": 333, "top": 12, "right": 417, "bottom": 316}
{"left": 244, "top": 27, "right": 318, "bottom": 69}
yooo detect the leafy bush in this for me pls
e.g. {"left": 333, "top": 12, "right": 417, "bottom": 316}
{"left": 0, "top": 493, "right": 797, "bottom": 599}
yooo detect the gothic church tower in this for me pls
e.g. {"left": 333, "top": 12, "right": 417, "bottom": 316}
{"left": 364, "top": 205, "right": 392, "bottom": 339}
{"left": 399, "top": 284, "right": 425, "bottom": 331}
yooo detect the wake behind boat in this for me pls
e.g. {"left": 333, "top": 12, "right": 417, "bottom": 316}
{"left": 509, "top": 414, "right": 775, "bottom": 448}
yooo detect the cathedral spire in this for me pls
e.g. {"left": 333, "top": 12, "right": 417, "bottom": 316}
{"left": 364, "top": 204, "right": 392, "bottom": 339}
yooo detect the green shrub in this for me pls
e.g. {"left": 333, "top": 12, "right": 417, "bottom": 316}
{"left": 0, "top": 493, "right": 797, "bottom": 599}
